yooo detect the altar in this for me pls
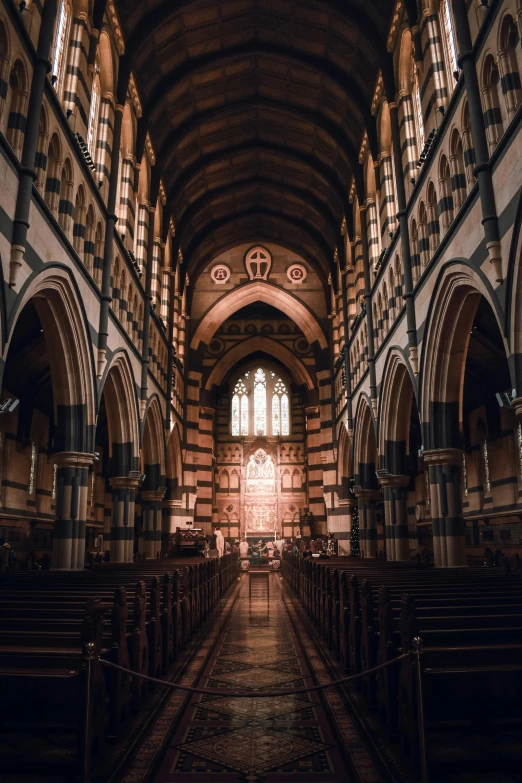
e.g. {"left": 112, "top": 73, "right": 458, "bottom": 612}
{"left": 243, "top": 448, "right": 279, "bottom": 537}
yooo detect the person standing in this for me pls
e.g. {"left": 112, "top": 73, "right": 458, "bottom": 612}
{"left": 239, "top": 538, "right": 249, "bottom": 558}
{"left": 215, "top": 527, "right": 224, "bottom": 558}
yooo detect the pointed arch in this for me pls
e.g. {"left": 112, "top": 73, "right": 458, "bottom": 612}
{"left": 191, "top": 282, "right": 327, "bottom": 350}
{"left": 204, "top": 336, "right": 314, "bottom": 391}
{"left": 99, "top": 350, "right": 141, "bottom": 474}
{"left": 5, "top": 267, "right": 96, "bottom": 450}
{"left": 141, "top": 395, "right": 166, "bottom": 489}
{"left": 378, "top": 349, "right": 418, "bottom": 472}
{"left": 419, "top": 263, "right": 506, "bottom": 450}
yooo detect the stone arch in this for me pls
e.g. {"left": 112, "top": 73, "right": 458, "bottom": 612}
{"left": 191, "top": 282, "right": 328, "bottom": 350}
{"left": 419, "top": 264, "right": 506, "bottom": 450}
{"left": 378, "top": 349, "right": 419, "bottom": 471}
{"left": 6, "top": 57, "right": 28, "bottom": 156}
{"left": 204, "top": 336, "right": 315, "bottom": 391}
{"left": 141, "top": 395, "right": 166, "bottom": 486}
{"left": 5, "top": 267, "right": 96, "bottom": 450}
{"left": 353, "top": 396, "right": 378, "bottom": 488}
{"left": 337, "top": 421, "right": 352, "bottom": 500}
{"left": 98, "top": 350, "right": 141, "bottom": 474}
{"left": 166, "top": 421, "right": 183, "bottom": 500}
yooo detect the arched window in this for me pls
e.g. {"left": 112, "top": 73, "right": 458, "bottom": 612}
{"left": 6, "top": 60, "right": 27, "bottom": 156}
{"left": 438, "top": 154, "right": 454, "bottom": 231}
{"left": 231, "top": 367, "right": 291, "bottom": 437}
{"left": 87, "top": 63, "right": 100, "bottom": 156}
{"left": 412, "top": 60, "right": 425, "bottom": 153}
{"left": 482, "top": 54, "right": 504, "bottom": 150}
{"left": 45, "top": 133, "right": 61, "bottom": 214}
{"left": 272, "top": 378, "right": 289, "bottom": 436}
{"left": 51, "top": 0, "right": 70, "bottom": 95}
{"left": 440, "top": 0, "right": 458, "bottom": 94}
{"left": 450, "top": 129, "right": 467, "bottom": 210}
{"left": 254, "top": 368, "right": 267, "bottom": 436}
{"left": 58, "top": 158, "right": 74, "bottom": 237}
{"left": 427, "top": 182, "right": 441, "bottom": 251}
{"left": 231, "top": 379, "right": 248, "bottom": 437}
{"left": 498, "top": 15, "right": 522, "bottom": 120}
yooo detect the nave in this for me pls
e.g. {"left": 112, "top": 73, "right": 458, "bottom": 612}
{"left": 136, "top": 574, "right": 361, "bottom": 783}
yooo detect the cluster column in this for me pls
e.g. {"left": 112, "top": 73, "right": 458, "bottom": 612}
{"left": 424, "top": 449, "right": 466, "bottom": 567}
{"left": 52, "top": 452, "right": 94, "bottom": 569}
{"left": 141, "top": 489, "right": 165, "bottom": 559}
{"left": 353, "top": 488, "right": 380, "bottom": 558}
{"left": 108, "top": 474, "right": 141, "bottom": 562}
{"left": 379, "top": 474, "right": 410, "bottom": 561}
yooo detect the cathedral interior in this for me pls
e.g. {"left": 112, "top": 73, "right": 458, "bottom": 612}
{"left": 0, "top": 0, "right": 521, "bottom": 781}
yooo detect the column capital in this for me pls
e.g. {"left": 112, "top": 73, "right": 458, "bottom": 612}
{"left": 305, "top": 405, "right": 320, "bottom": 417}
{"left": 141, "top": 488, "right": 166, "bottom": 502}
{"left": 377, "top": 473, "right": 410, "bottom": 489}
{"left": 353, "top": 486, "right": 381, "bottom": 501}
{"left": 163, "top": 499, "right": 184, "bottom": 510}
{"left": 422, "top": 448, "right": 462, "bottom": 467}
{"left": 52, "top": 451, "right": 95, "bottom": 468}
{"left": 109, "top": 475, "right": 142, "bottom": 491}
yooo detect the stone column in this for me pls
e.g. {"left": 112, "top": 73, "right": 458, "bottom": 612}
{"left": 354, "top": 488, "right": 380, "bottom": 559}
{"left": 379, "top": 474, "right": 410, "bottom": 561}
{"left": 141, "top": 489, "right": 165, "bottom": 559}
{"left": 389, "top": 99, "right": 419, "bottom": 373}
{"left": 329, "top": 497, "right": 354, "bottom": 555}
{"left": 423, "top": 448, "right": 466, "bottom": 567}
{"left": 451, "top": 0, "right": 503, "bottom": 282}
{"left": 109, "top": 474, "right": 141, "bottom": 562}
{"left": 52, "top": 451, "right": 94, "bottom": 569}
{"left": 9, "top": 0, "right": 58, "bottom": 286}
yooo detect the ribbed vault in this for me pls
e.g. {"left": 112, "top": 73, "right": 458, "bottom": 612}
{"left": 115, "top": 0, "right": 397, "bottom": 282}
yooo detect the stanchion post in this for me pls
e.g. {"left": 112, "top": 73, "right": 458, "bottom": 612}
{"left": 412, "top": 635, "right": 428, "bottom": 783}
{"left": 79, "top": 640, "right": 96, "bottom": 783}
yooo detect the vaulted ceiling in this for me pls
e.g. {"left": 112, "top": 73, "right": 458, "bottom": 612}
{"left": 115, "top": 0, "right": 398, "bottom": 283}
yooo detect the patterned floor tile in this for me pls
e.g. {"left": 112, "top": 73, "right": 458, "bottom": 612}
{"left": 177, "top": 725, "right": 330, "bottom": 774}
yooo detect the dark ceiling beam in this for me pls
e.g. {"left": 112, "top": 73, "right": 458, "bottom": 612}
{"left": 165, "top": 139, "right": 351, "bottom": 220}
{"left": 184, "top": 207, "right": 335, "bottom": 283}
{"left": 175, "top": 177, "right": 340, "bottom": 244}
{"left": 156, "top": 97, "right": 362, "bottom": 189}
{"left": 123, "top": 1, "right": 388, "bottom": 67}
{"left": 141, "top": 43, "right": 377, "bottom": 157}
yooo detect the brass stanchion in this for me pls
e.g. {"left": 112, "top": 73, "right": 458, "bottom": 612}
{"left": 413, "top": 636, "right": 428, "bottom": 782}
{"left": 79, "top": 640, "right": 96, "bottom": 783}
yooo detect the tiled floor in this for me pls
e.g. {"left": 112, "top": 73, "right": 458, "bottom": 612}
{"left": 152, "top": 573, "right": 375, "bottom": 783}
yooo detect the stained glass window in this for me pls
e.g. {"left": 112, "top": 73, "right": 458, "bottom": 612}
{"left": 87, "top": 71, "right": 100, "bottom": 155}
{"left": 272, "top": 379, "right": 290, "bottom": 436}
{"left": 52, "top": 0, "right": 70, "bottom": 93}
{"left": 254, "top": 368, "right": 267, "bottom": 435}
{"left": 281, "top": 393, "right": 289, "bottom": 436}
{"left": 232, "top": 368, "right": 290, "bottom": 436}
{"left": 412, "top": 60, "right": 425, "bottom": 152}
{"left": 441, "top": 0, "right": 458, "bottom": 92}
{"left": 231, "top": 379, "right": 248, "bottom": 436}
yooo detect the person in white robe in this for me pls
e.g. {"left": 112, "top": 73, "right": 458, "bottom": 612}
{"left": 215, "top": 528, "right": 225, "bottom": 558}
{"left": 239, "top": 539, "right": 249, "bottom": 558}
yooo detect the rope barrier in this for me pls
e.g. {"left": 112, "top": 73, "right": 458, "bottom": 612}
{"left": 99, "top": 653, "right": 409, "bottom": 698}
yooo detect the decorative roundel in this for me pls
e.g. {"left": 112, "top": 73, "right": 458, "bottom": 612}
{"left": 210, "top": 264, "right": 231, "bottom": 284}
{"left": 261, "top": 323, "right": 274, "bottom": 335}
{"left": 245, "top": 323, "right": 258, "bottom": 335}
{"left": 287, "top": 263, "right": 307, "bottom": 284}
{"left": 207, "top": 337, "right": 225, "bottom": 357}
{"left": 294, "top": 337, "right": 311, "bottom": 356}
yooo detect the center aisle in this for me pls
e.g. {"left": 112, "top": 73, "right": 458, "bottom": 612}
{"left": 129, "top": 572, "right": 386, "bottom": 783}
